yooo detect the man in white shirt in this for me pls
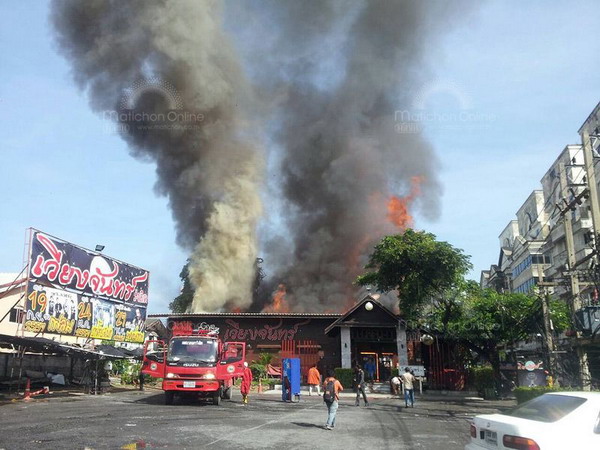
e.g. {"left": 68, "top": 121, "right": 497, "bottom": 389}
{"left": 400, "top": 368, "right": 416, "bottom": 407}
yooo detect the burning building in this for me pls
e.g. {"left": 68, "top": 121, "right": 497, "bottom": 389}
{"left": 50, "top": 0, "right": 469, "bottom": 315}
{"left": 152, "top": 294, "right": 469, "bottom": 390}
{"left": 156, "top": 295, "right": 411, "bottom": 381}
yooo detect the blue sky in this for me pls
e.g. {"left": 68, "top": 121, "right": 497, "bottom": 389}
{"left": 416, "top": 1, "right": 600, "bottom": 276}
{"left": 1, "top": 1, "right": 599, "bottom": 313}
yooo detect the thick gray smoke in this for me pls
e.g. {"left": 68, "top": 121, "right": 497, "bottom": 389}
{"left": 53, "top": 0, "right": 471, "bottom": 314}
{"left": 51, "top": 0, "right": 263, "bottom": 312}
{"left": 236, "top": 0, "right": 467, "bottom": 312}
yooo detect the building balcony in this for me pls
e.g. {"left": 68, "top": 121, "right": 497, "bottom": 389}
{"left": 575, "top": 247, "right": 594, "bottom": 264}
{"left": 572, "top": 217, "right": 593, "bottom": 234}
{"left": 550, "top": 224, "right": 566, "bottom": 242}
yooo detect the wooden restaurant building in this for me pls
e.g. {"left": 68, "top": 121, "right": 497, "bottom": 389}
{"left": 150, "top": 295, "right": 467, "bottom": 389}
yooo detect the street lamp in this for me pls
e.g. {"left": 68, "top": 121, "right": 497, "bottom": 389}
{"left": 95, "top": 245, "right": 105, "bottom": 252}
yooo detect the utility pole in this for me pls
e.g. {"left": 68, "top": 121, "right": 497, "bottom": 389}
{"left": 558, "top": 163, "right": 591, "bottom": 390}
{"left": 580, "top": 123, "right": 600, "bottom": 390}
{"left": 540, "top": 289, "right": 557, "bottom": 378}
{"left": 581, "top": 127, "right": 600, "bottom": 239}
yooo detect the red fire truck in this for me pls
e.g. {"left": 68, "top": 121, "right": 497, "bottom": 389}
{"left": 142, "top": 324, "right": 246, "bottom": 405}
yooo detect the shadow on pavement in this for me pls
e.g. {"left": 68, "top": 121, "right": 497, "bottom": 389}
{"left": 291, "top": 422, "right": 325, "bottom": 429}
{"left": 132, "top": 392, "right": 220, "bottom": 407}
{"left": 251, "top": 397, "right": 306, "bottom": 405}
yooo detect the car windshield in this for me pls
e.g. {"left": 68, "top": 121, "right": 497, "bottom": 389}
{"left": 168, "top": 338, "right": 218, "bottom": 363}
{"left": 503, "top": 394, "right": 587, "bottom": 423}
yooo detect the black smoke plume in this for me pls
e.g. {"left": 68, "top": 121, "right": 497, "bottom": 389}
{"left": 52, "top": 0, "right": 472, "bottom": 313}
{"left": 52, "top": 0, "right": 264, "bottom": 312}
{"left": 239, "top": 1, "right": 469, "bottom": 311}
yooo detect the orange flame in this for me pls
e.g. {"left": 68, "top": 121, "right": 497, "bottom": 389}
{"left": 387, "top": 176, "right": 423, "bottom": 229}
{"left": 263, "top": 284, "right": 290, "bottom": 313}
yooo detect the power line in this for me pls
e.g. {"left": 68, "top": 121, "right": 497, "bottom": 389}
{"left": 529, "top": 167, "right": 566, "bottom": 240}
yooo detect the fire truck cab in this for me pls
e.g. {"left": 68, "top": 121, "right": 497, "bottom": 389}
{"left": 142, "top": 326, "right": 246, "bottom": 405}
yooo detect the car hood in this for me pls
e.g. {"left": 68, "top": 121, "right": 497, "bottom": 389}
{"left": 471, "top": 413, "right": 595, "bottom": 449}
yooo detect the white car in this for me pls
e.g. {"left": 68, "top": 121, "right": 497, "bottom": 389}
{"left": 466, "top": 392, "right": 600, "bottom": 450}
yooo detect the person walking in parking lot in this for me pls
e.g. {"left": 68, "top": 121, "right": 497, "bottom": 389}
{"left": 401, "top": 367, "right": 415, "bottom": 407}
{"left": 308, "top": 363, "right": 321, "bottom": 396}
{"left": 322, "top": 369, "right": 343, "bottom": 430}
{"left": 354, "top": 364, "right": 369, "bottom": 406}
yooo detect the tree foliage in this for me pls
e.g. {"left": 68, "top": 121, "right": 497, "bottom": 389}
{"left": 356, "top": 229, "right": 472, "bottom": 319}
{"left": 250, "top": 362, "right": 267, "bottom": 381}
{"left": 431, "top": 283, "right": 545, "bottom": 348}
{"left": 428, "top": 282, "right": 572, "bottom": 387}
{"left": 547, "top": 296, "right": 570, "bottom": 333}
{"left": 170, "top": 258, "right": 266, "bottom": 313}
{"left": 353, "top": 228, "right": 575, "bottom": 391}
{"left": 250, "top": 353, "right": 274, "bottom": 381}
{"left": 169, "top": 262, "right": 194, "bottom": 313}
{"left": 255, "top": 353, "right": 274, "bottom": 366}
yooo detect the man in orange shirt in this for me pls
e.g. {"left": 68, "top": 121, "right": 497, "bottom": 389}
{"left": 307, "top": 363, "right": 321, "bottom": 396}
{"left": 322, "top": 369, "right": 343, "bottom": 430}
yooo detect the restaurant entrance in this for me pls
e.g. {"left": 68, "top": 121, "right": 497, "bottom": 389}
{"left": 355, "top": 344, "right": 397, "bottom": 381}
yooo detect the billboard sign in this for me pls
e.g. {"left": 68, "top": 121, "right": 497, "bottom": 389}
{"left": 29, "top": 231, "right": 149, "bottom": 305}
{"left": 23, "top": 282, "right": 146, "bottom": 343}
{"left": 25, "top": 230, "right": 149, "bottom": 343}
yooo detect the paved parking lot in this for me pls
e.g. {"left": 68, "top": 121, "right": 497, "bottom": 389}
{"left": 0, "top": 388, "right": 511, "bottom": 449}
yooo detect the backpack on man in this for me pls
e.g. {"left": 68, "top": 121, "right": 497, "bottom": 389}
{"left": 323, "top": 379, "right": 336, "bottom": 403}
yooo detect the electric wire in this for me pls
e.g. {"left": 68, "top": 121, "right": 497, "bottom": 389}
{"left": 0, "top": 265, "right": 27, "bottom": 300}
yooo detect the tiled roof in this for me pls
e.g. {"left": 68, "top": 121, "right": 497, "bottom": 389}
{"left": 0, "top": 273, "right": 26, "bottom": 293}
{"left": 149, "top": 312, "right": 342, "bottom": 319}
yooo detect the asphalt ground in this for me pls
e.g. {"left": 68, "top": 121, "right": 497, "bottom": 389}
{"left": 0, "top": 388, "right": 513, "bottom": 450}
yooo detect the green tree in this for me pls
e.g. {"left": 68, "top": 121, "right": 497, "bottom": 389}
{"left": 429, "top": 283, "right": 571, "bottom": 390}
{"left": 255, "top": 353, "right": 274, "bottom": 366}
{"left": 356, "top": 230, "right": 472, "bottom": 319}
{"left": 249, "top": 353, "right": 274, "bottom": 382}
{"left": 170, "top": 258, "right": 265, "bottom": 313}
{"left": 169, "top": 262, "right": 194, "bottom": 313}
{"left": 249, "top": 362, "right": 267, "bottom": 381}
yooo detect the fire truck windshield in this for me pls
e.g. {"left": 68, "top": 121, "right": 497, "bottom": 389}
{"left": 168, "top": 338, "right": 218, "bottom": 364}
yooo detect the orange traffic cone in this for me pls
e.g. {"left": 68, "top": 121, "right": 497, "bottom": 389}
{"left": 30, "top": 386, "right": 50, "bottom": 397}
{"left": 23, "top": 378, "right": 31, "bottom": 401}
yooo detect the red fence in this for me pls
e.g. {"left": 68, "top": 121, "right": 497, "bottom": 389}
{"left": 427, "top": 339, "right": 468, "bottom": 390}
{"left": 281, "top": 340, "right": 320, "bottom": 381}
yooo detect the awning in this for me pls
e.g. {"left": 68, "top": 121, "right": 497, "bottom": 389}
{"left": 0, "top": 334, "right": 136, "bottom": 360}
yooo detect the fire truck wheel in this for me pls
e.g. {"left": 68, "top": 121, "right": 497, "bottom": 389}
{"left": 222, "top": 387, "right": 232, "bottom": 400}
{"left": 212, "top": 390, "right": 221, "bottom": 406}
{"left": 164, "top": 391, "right": 175, "bottom": 405}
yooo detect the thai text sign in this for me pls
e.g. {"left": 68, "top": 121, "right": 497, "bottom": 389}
{"left": 222, "top": 319, "right": 310, "bottom": 341}
{"left": 168, "top": 319, "right": 312, "bottom": 342}
{"left": 29, "top": 231, "right": 149, "bottom": 305}
{"left": 400, "top": 365, "right": 426, "bottom": 377}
